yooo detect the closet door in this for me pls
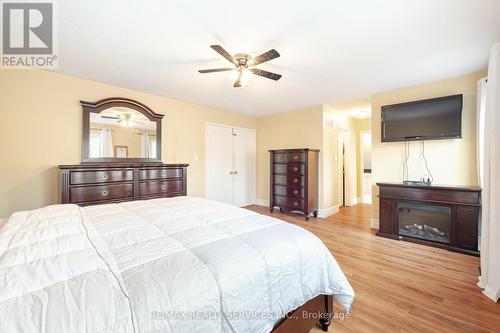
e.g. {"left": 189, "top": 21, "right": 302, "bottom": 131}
{"left": 206, "top": 124, "right": 234, "bottom": 204}
{"left": 233, "top": 128, "right": 255, "bottom": 207}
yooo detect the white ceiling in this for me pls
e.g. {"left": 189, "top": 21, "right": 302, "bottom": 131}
{"left": 56, "top": 0, "right": 500, "bottom": 116}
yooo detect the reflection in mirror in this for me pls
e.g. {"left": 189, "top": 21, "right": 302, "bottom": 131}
{"left": 89, "top": 107, "right": 157, "bottom": 159}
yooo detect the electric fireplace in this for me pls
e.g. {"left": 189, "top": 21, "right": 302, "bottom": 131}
{"left": 376, "top": 182, "right": 480, "bottom": 256}
{"left": 398, "top": 202, "right": 451, "bottom": 244}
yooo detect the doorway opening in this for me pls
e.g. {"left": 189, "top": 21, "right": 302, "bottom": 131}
{"left": 338, "top": 128, "right": 350, "bottom": 208}
{"left": 360, "top": 131, "right": 372, "bottom": 204}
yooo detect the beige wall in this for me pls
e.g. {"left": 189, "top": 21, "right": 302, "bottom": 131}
{"left": 0, "top": 69, "right": 255, "bottom": 218}
{"left": 371, "top": 72, "right": 484, "bottom": 220}
{"left": 256, "top": 106, "right": 324, "bottom": 206}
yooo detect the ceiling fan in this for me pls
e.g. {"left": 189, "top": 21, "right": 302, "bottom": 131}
{"left": 198, "top": 45, "right": 282, "bottom": 87}
{"left": 101, "top": 113, "right": 147, "bottom": 128}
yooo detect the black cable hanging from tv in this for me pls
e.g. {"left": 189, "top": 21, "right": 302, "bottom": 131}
{"left": 402, "top": 141, "right": 410, "bottom": 182}
{"left": 421, "top": 140, "right": 434, "bottom": 184}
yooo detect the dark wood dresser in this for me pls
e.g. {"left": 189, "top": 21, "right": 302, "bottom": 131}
{"left": 377, "top": 182, "right": 481, "bottom": 256}
{"left": 269, "top": 149, "right": 319, "bottom": 220}
{"left": 59, "top": 163, "right": 188, "bottom": 206}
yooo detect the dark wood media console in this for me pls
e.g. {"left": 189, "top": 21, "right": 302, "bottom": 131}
{"left": 377, "top": 182, "right": 481, "bottom": 256}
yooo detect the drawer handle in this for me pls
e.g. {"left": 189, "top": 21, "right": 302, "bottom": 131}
{"left": 293, "top": 178, "right": 298, "bottom": 183}
{"left": 293, "top": 190, "right": 299, "bottom": 195}
{"left": 293, "top": 201, "right": 298, "bottom": 206}
{"left": 101, "top": 190, "right": 109, "bottom": 197}
{"left": 293, "top": 155, "right": 298, "bottom": 160}
{"left": 161, "top": 185, "right": 167, "bottom": 191}
{"left": 161, "top": 171, "right": 167, "bottom": 177}
{"left": 293, "top": 167, "right": 298, "bottom": 172}
{"left": 102, "top": 174, "right": 109, "bottom": 180}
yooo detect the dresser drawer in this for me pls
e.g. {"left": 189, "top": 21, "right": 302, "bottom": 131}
{"left": 273, "top": 153, "right": 288, "bottom": 163}
{"left": 274, "top": 196, "right": 304, "bottom": 210}
{"left": 140, "top": 168, "right": 183, "bottom": 180}
{"left": 139, "top": 180, "right": 183, "bottom": 197}
{"left": 288, "top": 163, "right": 304, "bottom": 175}
{"left": 69, "top": 183, "right": 133, "bottom": 203}
{"left": 274, "top": 174, "right": 304, "bottom": 187}
{"left": 70, "top": 170, "right": 133, "bottom": 185}
{"left": 273, "top": 164, "right": 287, "bottom": 174}
{"left": 274, "top": 185, "right": 304, "bottom": 198}
{"left": 287, "top": 152, "right": 305, "bottom": 162}
{"left": 273, "top": 152, "right": 306, "bottom": 163}
{"left": 273, "top": 163, "right": 304, "bottom": 175}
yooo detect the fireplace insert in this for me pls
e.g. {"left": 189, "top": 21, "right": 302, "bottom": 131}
{"left": 398, "top": 202, "right": 451, "bottom": 244}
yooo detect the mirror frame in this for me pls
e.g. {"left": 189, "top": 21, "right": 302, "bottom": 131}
{"left": 82, "top": 97, "right": 164, "bottom": 163}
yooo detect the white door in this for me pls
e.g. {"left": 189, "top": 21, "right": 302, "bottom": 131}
{"left": 233, "top": 128, "right": 255, "bottom": 206}
{"left": 206, "top": 124, "right": 234, "bottom": 204}
{"left": 206, "top": 123, "right": 256, "bottom": 206}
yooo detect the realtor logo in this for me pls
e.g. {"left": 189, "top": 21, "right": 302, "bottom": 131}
{"left": 1, "top": 0, "right": 57, "bottom": 68}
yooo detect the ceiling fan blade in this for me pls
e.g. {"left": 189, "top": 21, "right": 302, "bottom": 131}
{"left": 251, "top": 68, "right": 282, "bottom": 81}
{"left": 198, "top": 68, "right": 234, "bottom": 73}
{"left": 210, "top": 45, "right": 236, "bottom": 65}
{"left": 251, "top": 49, "right": 280, "bottom": 66}
{"left": 101, "top": 116, "right": 120, "bottom": 119}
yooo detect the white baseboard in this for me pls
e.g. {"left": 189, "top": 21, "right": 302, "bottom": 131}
{"left": 255, "top": 198, "right": 269, "bottom": 207}
{"left": 482, "top": 285, "right": 500, "bottom": 302}
{"left": 362, "top": 194, "right": 372, "bottom": 204}
{"left": 349, "top": 197, "right": 359, "bottom": 206}
{"left": 370, "top": 218, "right": 379, "bottom": 229}
{"left": 318, "top": 205, "right": 339, "bottom": 218}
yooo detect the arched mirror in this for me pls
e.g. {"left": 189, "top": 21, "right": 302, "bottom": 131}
{"left": 82, "top": 98, "right": 163, "bottom": 163}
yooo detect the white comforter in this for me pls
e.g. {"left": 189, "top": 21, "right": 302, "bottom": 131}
{"left": 0, "top": 197, "right": 354, "bottom": 333}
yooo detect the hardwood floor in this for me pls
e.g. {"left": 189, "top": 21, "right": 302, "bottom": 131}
{"left": 245, "top": 204, "right": 500, "bottom": 333}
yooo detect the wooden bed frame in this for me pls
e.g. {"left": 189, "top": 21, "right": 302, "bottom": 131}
{"left": 271, "top": 294, "right": 333, "bottom": 332}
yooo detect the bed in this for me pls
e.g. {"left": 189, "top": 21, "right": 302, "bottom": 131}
{"left": 0, "top": 196, "right": 354, "bottom": 332}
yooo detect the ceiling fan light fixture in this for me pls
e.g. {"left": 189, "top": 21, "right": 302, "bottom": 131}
{"left": 118, "top": 114, "right": 133, "bottom": 128}
{"left": 239, "top": 68, "right": 252, "bottom": 86}
{"left": 229, "top": 69, "right": 239, "bottom": 81}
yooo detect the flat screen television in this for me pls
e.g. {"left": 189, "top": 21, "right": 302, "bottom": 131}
{"left": 381, "top": 94, "right": 463, "bottom": 142}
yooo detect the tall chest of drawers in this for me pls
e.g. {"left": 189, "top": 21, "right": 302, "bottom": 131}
{"left": 269, "top": 149, "right": 319, "bottom": 220}
{"left": 59, "top": 163, "right": 188, "bottom": 206}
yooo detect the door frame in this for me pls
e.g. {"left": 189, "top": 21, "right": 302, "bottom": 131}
{"left": 360, "top": 130, "right": 372, "bottom": 204}
{"left": 337, "top": 127, "right": 351, "bottom": 207}
{"left": 205, "top": 122, "right": 256, "bottom": 206}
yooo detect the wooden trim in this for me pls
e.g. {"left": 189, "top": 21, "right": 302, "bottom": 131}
{"left": 81, "top": 97, "right": 164, "bottom": 163}
{"left": 268, "top": 148, "right": 320, "bottom": 153}
{"left": 271, "top": 294, "right": 333, "bottom": 333}
{"left": 378, "top": 195, "right": 481, "bottom": 207}
{"left": 59, "top": 163, "right": 189, "bottom": 169}
{"left": 270, "top": 151, "right": 274, "bottom": 213}
{"left": 304, "top": 149, "right": 309, "bottom": 220}
{"left": 80, "top": 98, "right": 163, "bottom": 119}
{"left": 376, "top": 182, "right": 481, "bottom": 192}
